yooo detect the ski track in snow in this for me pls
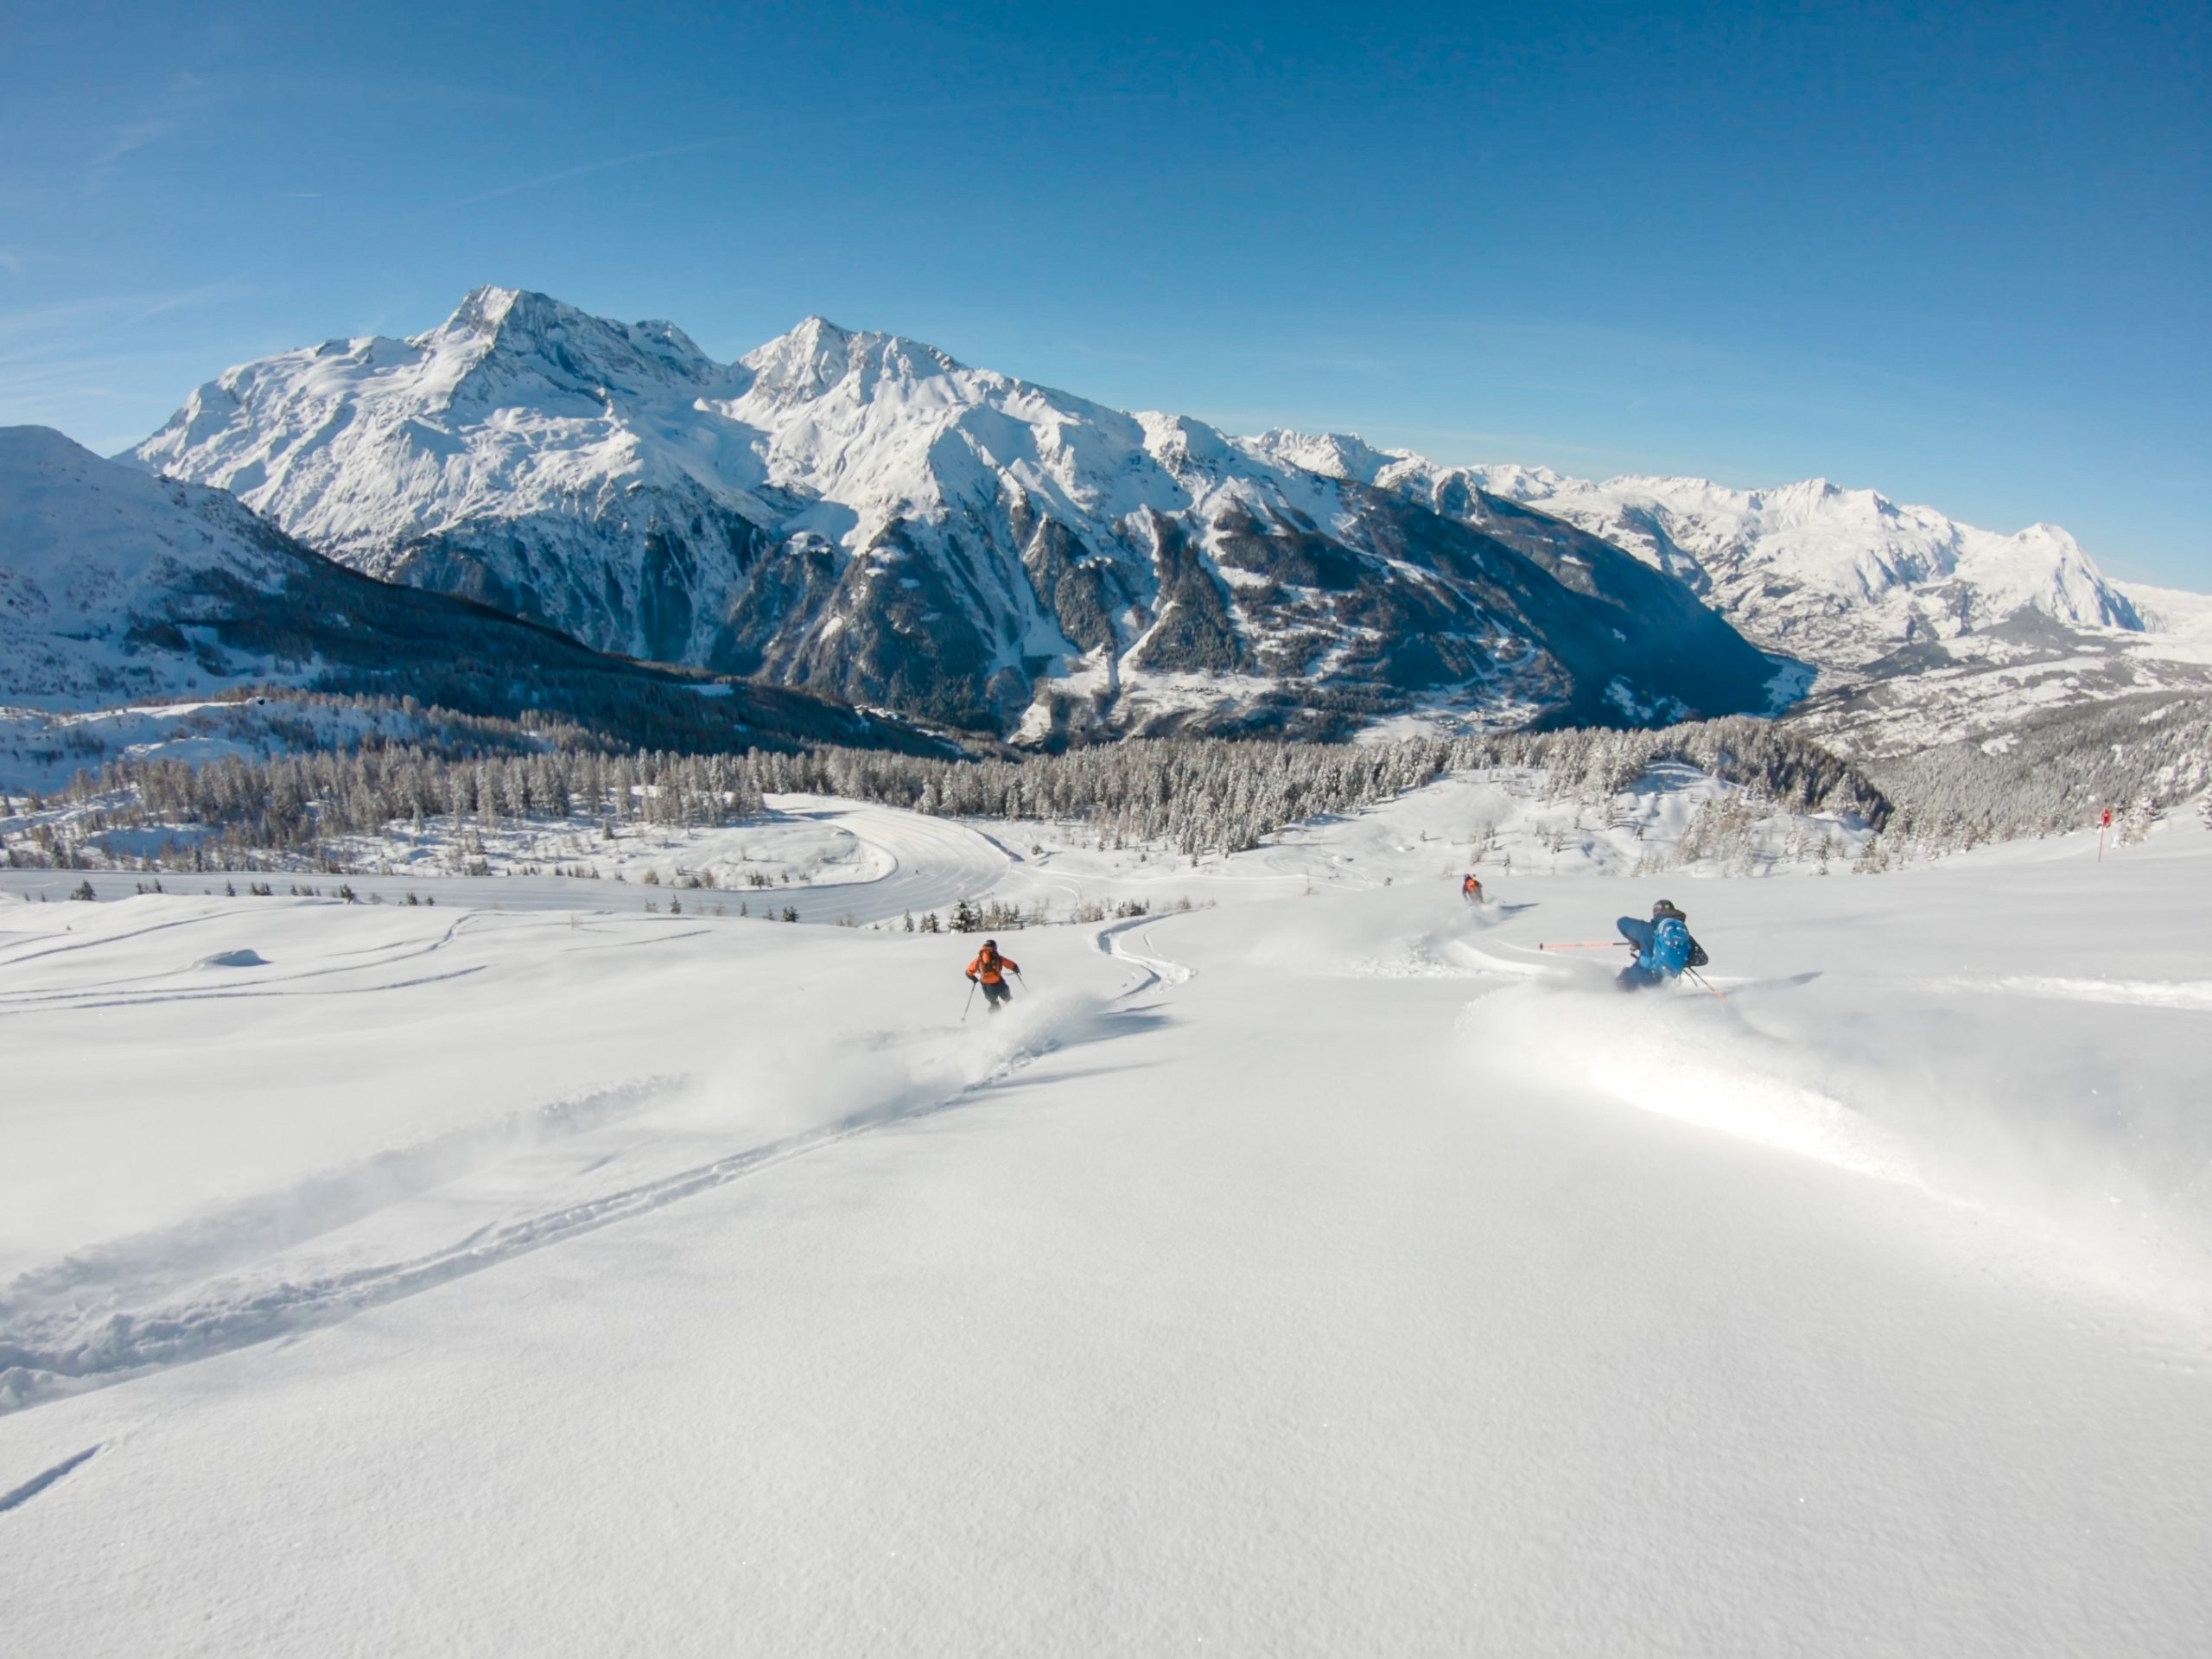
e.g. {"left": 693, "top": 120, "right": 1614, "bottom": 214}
{"left": 0, "top": 909, "right": 523, "bottom": 1014}
{"left": 1096, "top": 914, "right": 1195, "bottom": 996}
{"left": 0, "top": 817, "right": 1186, "bottom": 1414}
{"left": 5, "top": 791, "right": 2212, "bottom": 1650}
{"left": 0, "top": 995, "right": 1129, "bottom": 1415}
{"left": 1, "top": 1077, "right": 690, "bottom": 1314}
{"left": 0, "top": 1443, "right": 99, "bottom": 1516}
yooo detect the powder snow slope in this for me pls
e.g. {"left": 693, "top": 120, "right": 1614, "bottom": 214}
{"left": 131, "top": 289, "right": 1779, "bottom": 740}
{"left": 0, "top": 793, "right": 2207, "bottom": 1654}
{"left": 1242, "top": 430, "right": 2152, "bottom": 674}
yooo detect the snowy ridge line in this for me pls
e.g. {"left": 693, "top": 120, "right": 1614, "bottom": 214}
{"left": 0, "top": 1015, "right": 1088, "bottom": 1414}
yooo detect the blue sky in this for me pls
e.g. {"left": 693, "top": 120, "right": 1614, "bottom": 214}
{"left": 3, "top": 0, "right": 2205, "bottom": 585}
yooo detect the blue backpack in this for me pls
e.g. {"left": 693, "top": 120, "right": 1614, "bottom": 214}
{"left": 1645, "top": 915, "right": 1694, "bottom": 976}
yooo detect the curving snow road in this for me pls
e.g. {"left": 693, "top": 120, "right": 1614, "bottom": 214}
{"left": 761, "top": 796, "right": 1010, "bottom": 925}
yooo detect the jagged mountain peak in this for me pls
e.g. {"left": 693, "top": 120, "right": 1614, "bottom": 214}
{"left": 124, "top": 289, "right": 1784, "bottom": 738}
{"left": 1239, "top": 429, "right": 1404, "bottom": 484}
{"left": 416, "top": 285, "right": 719, "bottom": 400}
{"left": 1138, "top": 411, "right": 1240, "bottom": 472}
{"left": 1764, "top": 475, "right": 1840, "bottom": 503}
{"left": 738, "top": 315, "right": 976, "bottom": 409}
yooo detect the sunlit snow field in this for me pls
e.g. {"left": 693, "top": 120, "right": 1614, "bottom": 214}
{"left": 2, "top": 776, "right": 2208, "bottom": 1655}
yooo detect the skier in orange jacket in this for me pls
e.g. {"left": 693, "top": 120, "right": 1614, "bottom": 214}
{"left": 966, "top": 939, "right": 1020, "bottom": 1013}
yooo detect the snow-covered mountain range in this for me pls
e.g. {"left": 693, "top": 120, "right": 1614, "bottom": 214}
{"left": 0, "top": 426, "right": 926, "bottom": 755}
{"left": 1240, "top": 432, "right": 2146, "bottom": 674}
{"left": 131, "top": 289, "right": 1778, "bottom": 741}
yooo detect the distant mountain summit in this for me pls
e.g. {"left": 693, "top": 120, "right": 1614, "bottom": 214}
{"left": 131, "top": 288, "right": 1780, "bottom": 740}
{"left": 1240, "top": 433, "right": 2145, "bottom": 674}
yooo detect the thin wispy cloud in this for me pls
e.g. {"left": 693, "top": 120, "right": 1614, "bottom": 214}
{"left": 90, "top": 117, "right": 178, "bottom": 168}
{"left": 0, "top": 283, "right": 260, "bottom": 372}
{"left": 84, "top": 105, "right": 196, "bottom": 193}
{"left": 449, "top": 141, "right": 731, "bottom": 208}
{"left": 125, "top": 283, "right": 258, "bottom": 326}
{"left": 0, "top": 287, "right": 264, "bottom": 453}
{"left": 446, "top": 91, "right": 1135, "bottom": 211}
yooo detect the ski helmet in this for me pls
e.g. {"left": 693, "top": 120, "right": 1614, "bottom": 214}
{"left": 982, "top": 938, "right": 997, "bottom": 950}
{"left": 1652, "top": 899, "right": 1683, "bottom": 919}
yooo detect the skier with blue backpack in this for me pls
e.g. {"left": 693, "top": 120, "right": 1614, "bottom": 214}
{"left": 1616, "top": 899, "right": 1707, "bottom": 991}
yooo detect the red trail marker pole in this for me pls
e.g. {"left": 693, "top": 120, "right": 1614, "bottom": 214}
{"left": 2099, "top": 805, "right": 2112, "bottom": 862}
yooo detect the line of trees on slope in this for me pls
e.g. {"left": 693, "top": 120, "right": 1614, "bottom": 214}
{"left": 7, "top": 715, "right": 1885, "bottom": 870}
{"left": 1859, "top": 691, "right": 2212, "bottom": 855}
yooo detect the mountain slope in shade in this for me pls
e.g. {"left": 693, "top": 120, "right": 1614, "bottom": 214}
{"left": 0, "top": 426, "right": 933, "bottom": 755}
{"left": 1240, "top": 433, "right": 2146, "bottom": 674}
{"left": 133, "top": 289, "right": 1780, "bottom": 741}
{"left": 3, "top": 423, "right": 312, "bottom": 707}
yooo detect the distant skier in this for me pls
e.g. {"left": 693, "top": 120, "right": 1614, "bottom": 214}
{"left": 1461, "top": 873, "right": 1484, "bottom": 906}
{"left": 1616, "top": 899, "right": 1707, "bottom": 992}
{"left": 966, "top": 939, "right": 1020, "bottom": 1014}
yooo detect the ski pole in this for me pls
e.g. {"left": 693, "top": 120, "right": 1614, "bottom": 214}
{"left": 1537, "top": 941, "right": 1630, "bottom": 951}
{"left": 1685, "top": 968, "right": 1728, "bottom": 1002}
{"left": 961, "top": 979, "right": 977, "bottom": 1022}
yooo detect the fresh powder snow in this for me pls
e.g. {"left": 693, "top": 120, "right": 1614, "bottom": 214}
{"left": 1, "top": 774, "right": 2207, "bottom": 1654}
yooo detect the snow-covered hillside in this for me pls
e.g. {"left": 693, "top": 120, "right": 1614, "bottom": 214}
{"left": 1785, "top": 617, "right": 2212, "bottom": 761}
{"left": 2123, "top": 581, "right": 2212, "bottom": 641}
{"left": 2, "top": 787, "right": 2207, "bottom": 1653}
{"left": 1242, "top": 431, "right": 2148, "bottom": 672}
{"left": 0, "top": 424, "right": 317, "bottom": 707}
{"left": 0, "top": 427, "right": 940, "bottom": 760}
{"left": 131, "top": 289, "right": 1779, "bottom": 739}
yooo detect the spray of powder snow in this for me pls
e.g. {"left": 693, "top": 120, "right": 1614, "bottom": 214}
{"left": 1455, "top": 967, "right": 2212, "bottom": 1332}
{"left": 1455, "top": 976, "right": 1929, "bottom": 1188}
{"left": 0, "top": 986, "right": 1120, "bottom": 1413}
{"left": 668, "top": 982, "right": 1119, "bottom": 1147}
